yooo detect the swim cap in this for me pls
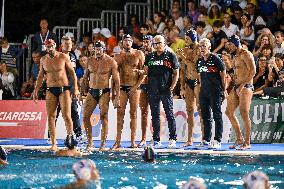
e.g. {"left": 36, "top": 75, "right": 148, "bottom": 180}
{"left": 181, "top": 177, "right": 207, "bottom": 189}
{"left": 243, "top": 170, "right": 269, "bottom": 189}
{"left": 64, "top": 135, "right": 78, "bottom": 150}
{"left": 94, "top": 40, "right": 106, "bottom": 50}
{"left": 142, "top": 146, "right": 156, "bottom": 162}
{"left": 72, "top": 159, "right": 96, "bottom": 180}
{"left": 185, "top": 29, "right": 198, "bottom": 43}
{"left": 143, "top": 35, "right": 153, "bottom": 41}
{"left": 122, "top": 34, "right": 132, "bottom": 41}
{"left": 44, "top": 39, "right": 56, "bottom": 46}
{"left": 0, "top": 146, "right": 7, "bottom": 161}
{"left": 228, "top": 35, "right": 241, "bottom": 47}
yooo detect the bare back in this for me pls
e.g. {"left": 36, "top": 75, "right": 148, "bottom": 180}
{"left": 234, "top": 49, "right": 255, "bottom": 85}
{"left": 115, "top": 49, "right": 144, "bottom": 86}
{"left": 88, "top": 54, "right": 117, "bottom": 89}
{"left": 41, "top": 52, "right": 70, "bottom": 87}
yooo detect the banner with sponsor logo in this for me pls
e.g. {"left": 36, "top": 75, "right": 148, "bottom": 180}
{"left": 0, "top": 100, "right": 47, "bottom": 138}
{"left": 230, "top": 98, "right": 284, "bottom": 143}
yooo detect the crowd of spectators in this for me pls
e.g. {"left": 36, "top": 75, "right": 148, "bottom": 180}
{"left": 0, "top": 0, "right": 283, "bottom": 100}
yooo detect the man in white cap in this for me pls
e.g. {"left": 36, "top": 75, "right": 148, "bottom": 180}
{"left": 100, "top": 28, "right": 117, "bottom": 55}
{"left": 92, "top": 28, "right": 102, "bottom": 43}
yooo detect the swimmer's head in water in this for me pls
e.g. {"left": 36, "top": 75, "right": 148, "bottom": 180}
{"left": 185, "top": 29, "right": 198, "bottom": 43}
{"left": 72, "top": 159, "right": 100, "bottom": 181}
{"left": 0, "top": 146, "right": 7, "bottom": 161}
{"left": 142, "top": 146, "right": 156, "bottom": 162}
{"left": 64, "top": 135, "right": 78, "bottom": 150}
{"left": 181, "top": 177, "right": 207, "bottom": 189}
{"left": 243, "top": 170, "right": 270, "bottom": 189}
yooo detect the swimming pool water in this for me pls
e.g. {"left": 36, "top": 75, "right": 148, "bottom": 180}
{"left": 0, "top": 150, "right": 283, "bottom": 188}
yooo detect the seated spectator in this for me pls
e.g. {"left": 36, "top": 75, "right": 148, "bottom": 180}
{"left": 79, "top": 33, "right": 91, "bottom": 52}
{"left": 127, "top": 14, "right": 140, "bottom": 35}
{"left": 208, "top": 3, "right": 222, "bottom": 26}
{"left": 245, "top": 3, "right": 267, "bottom": 33}
{"left": 112, "top": 40, "right": 123, "bottom": 55}
{"left": 254, "top": 70, "right": 284, "bottom": 98}
{"left": 243, "top": 170, "right": 270, "bottom": 189}
{"left": 169, "top": 27, "right": 186, "bottom": 53}
{"left": 100, "top": 28, "right": 117, "bottom": 55}
{"left": 253, "top": 55, "right": 270, "bottom": 92}
{"left": 239, "top": 13, "right": 255, "bottom": 51}
{"left": 180, "top": 16, "right": 193, "bottom": 38}
{"left": 171, "top": 7, "right": 184, "bottom": 30}
{"left": 221, "top": 12, "right": 239, "bottom": 38}
{"left": 165, "top": 16, "right": 176, "bottom": 30}
{"left": 273, "top": 31, "right": 284, "bottom": 55}
{"left": 197, "top": 13, "right": 213, "bottom": 36}
{"left": 253, "top": 33, "right": 274, "bottom": 58}
{"left": 20, "top": 51, "right": 41, "bottom": 98}
{"left": 83, "top": 42, "right": 94, "bottom": 57}
{"left": 196, "top": 21, "right": 210, "bottom": 40}
{"left": 117, "top": 26, "right": 128, "bottom": 41}
{"left": 132, "top": 33, "right": 143, "bottom": 49}
{"left": 267, "top": 53, "right": 284, "bottom": 83}
{"left": 0, "top": 61, "right": 15, "bottom": 99}
{"left": 260, "top": 44, "right": 274, "bottom": 61}
{"left": 231, "top": 6, "right": 243, "bottom": 29}
{"left": 0, "top": 37, "right": 23, "bottom": 78}
{"left": 208, "top": 20, "right": 228, "bottom": 53}
{"left": 140, "top": 24, "right": 151, "bottom": 36}
{"left": 187, "top": 1, "right": 200, "bottom": 25}
{"left": 153, "top": 12, "right": 166, "bottom": 34}
{"left": 258, "top": 0, "right": 278, "bottom": 28}
{"left": 92, "top": 28, "right": 103, "bottom": 43}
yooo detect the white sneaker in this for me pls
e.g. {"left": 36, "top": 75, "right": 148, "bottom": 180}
{"left": 152, "top": 141, "right": 163, "bottom": 148}
{"left": 209, "top": 140, "right": 221, "bottom": 149}
{"left": 195, "top": 141, "right": 211, "bottom": 148}
{"left": 167, "top": 140, "right": 176, "bottom": 148}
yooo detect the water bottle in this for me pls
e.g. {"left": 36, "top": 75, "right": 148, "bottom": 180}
{"left": 0, "top": 89, "right": 3, "bottom": 100}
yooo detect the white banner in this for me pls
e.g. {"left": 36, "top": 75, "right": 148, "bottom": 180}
{"left": 50, "top": 99, "right": 232, "bottom": 143}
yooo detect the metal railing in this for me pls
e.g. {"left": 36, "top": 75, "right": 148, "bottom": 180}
{"left": 52, "top": 26, "right": 78, "bottom": 42}
{"left": 76, "top": 18, "right": 102, "bottom": 41}
{"left": 124, "top": 2, "right": 150, "bottom": 25}
{"left": 101, "top": 10, "right": 125, "bottom": 36}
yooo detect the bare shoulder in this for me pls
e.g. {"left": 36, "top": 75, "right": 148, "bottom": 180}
{"left": 58, "top": 52, "right": 69, "bottom": 60}
{"left": 105, "top": 54, "right": 118, "bottom": 66}
{"left": 55, "top": 149, "right": 82, "bottom": 157}
{"left": 240, "top": 48, "right": 253, "bottom": 60}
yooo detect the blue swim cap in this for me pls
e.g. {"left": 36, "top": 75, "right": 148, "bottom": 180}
{"left": 64, "top": 135, "right": 78, "bottom": 150}
{"left": 185, "top": 29, "right": 198, "bottom": 43}
{"left": 228, "top": 35, "right": 241, "bottom": 47}
{"left": 142, "top": 146, "right": 156, "bottom": 162}
{"left": 0, "top": 146, "right": 7, "bottom": 161}
{"left": 143, "top": 35, "right": 153, "bottom": 41}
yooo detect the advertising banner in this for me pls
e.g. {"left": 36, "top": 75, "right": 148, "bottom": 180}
{"left": 0, "top": 100, "right": 47, "bottom": 138}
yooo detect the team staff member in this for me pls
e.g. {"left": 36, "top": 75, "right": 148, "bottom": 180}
{"left": 143, "top": 35, "right": 180, "bottom": 148}
{"left": 196, "top": 38, "right": 226, "bottom": 149}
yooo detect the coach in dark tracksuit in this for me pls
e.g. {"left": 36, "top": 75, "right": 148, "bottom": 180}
{"left": 144, "top": 35, "right": 180, "bottom": 148}
{"left": 196, "top": 38, "right": 226, "bottom": 149}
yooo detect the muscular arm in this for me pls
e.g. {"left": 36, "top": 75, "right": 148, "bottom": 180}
{"left": 219, "top": 70, "right": 227, "bottom": 91}
{"left": 64, "top": 54, "right": 78, "bottom": 91}
{"left": 180, "top": 60, "right": 186, "bottom": 90}
{"left": 133, "top": 51, "right": 146, "bottom": 88}
{"left": 34, "top": 59, "right": 45, "bottom": 92}
{"left": 242, "top": 51, "right": 256, "bottom": 84}
{"left": 111, "top": 59, "right": 120, "bottom": 98}
{"left": 170, "top": 69, "right": 179, "bottom": 90}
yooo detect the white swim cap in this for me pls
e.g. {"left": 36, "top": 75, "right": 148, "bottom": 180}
{"left": 72, "top": 159, "right": 96, "bottom": 181}
{"left": 243, "top": 170, "right": 269, "bottom": 189}
{"left": 181, "top": 177, "right": 207, "bottom": 189}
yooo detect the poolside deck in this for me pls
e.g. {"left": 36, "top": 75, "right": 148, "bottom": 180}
{"left": 1, "top": 139, "right": 284, "bottom": 156}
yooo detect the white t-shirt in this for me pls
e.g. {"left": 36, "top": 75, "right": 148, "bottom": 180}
{"left": 175, "top": 17, "right": 184, "bottom": 31}
{"left": 240, "top": 27, "right": 255, "bottom": 41}
{"left": 221, "top": 23, "right": 239, "bottom": 37}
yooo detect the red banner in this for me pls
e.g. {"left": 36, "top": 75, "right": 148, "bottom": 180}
{"left": 0, "top": 100, "right": 47, "bottom": 139}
